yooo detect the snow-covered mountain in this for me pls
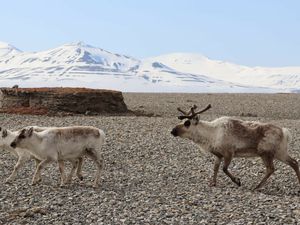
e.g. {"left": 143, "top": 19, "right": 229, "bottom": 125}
{"left": 0, "top": 41, "right": 299, "bottom": 93}
{"left": 0, "top": 42, "right": 21, "bottom": 57}
{"left": 148, "top": 53, "right": 300, "bottom": 92}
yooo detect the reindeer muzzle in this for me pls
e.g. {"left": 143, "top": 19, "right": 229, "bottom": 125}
{"left": 171, "top": 128, "right": 178, "bottom": 137}
{"left": 10, "top": 142, "right": 17, "bottom": 148}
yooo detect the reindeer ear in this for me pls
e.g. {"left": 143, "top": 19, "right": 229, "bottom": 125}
{"left": 2, "top": 129, "right": 7, "bottom": 138}
{"left": 20, "top": 128, "right": 26, "bottom": 135}
{"left": 193, "top": 116, "right": 200, "bottom": 124}
{"left": 28, "top": 127, "right": 34, "bottom": 137}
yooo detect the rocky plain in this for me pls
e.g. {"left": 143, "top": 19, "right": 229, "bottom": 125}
{"left": 1, "top": 93, "right": 300, "bottom": 224}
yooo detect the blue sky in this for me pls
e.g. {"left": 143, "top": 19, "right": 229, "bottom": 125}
{"left": 1, "top": 0, "right": 299, "bottom": 66}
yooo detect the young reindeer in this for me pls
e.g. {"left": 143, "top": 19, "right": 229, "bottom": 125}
{"left": 24, "top": 126, "right": 85, "bottom": 183}
{"left": 0, "top": 126, "right": 84, "bottom": 183}
{"left": 10, "top": 126, "right": 105, "bottom": 187}
{"left": 171, "top": 104, "right": 300, "bottom": 189}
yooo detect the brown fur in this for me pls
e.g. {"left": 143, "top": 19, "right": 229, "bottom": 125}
{"left": 174, "top": 124, "right": 186, "bottom": 137}
{"left": 55, "top": 127, "right": 100, "bottom": 140}
{"left": 229, "top": 119, "right": 282, "bottom": 142}
{"left": 227, "top": 119, "right": 283, "bottom": 157}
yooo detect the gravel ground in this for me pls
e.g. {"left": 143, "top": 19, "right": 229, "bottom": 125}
{"left": 0, "top": 93, "right": 300, "bottom": 224}
{"left": 125, "top": 93, "right": 300, "bottom": 119}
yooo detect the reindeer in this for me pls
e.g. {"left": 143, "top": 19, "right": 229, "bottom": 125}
{"left": 0, "top": 126, "right": 84, "bottom": 183}
{"left": 10, "top": 126, "right": 105, "bottom": 187}
{"left": 171, "top": 104, "right": 300, "bottom": 189}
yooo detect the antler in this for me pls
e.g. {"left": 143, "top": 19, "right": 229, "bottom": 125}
{"left": 177, "top": 104, "right": 197, "bottom": 116}
{"left": 178, "top": 104, "right": 211, "bottom": 120}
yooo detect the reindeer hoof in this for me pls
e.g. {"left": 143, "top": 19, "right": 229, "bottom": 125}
{"left": 64, "top": 178, "right": 71, "bottom": 184}
{"left": 5, "top": 178, "right": 12, "bottom": 184}
{"left": 93, "top": 182, "right": 99, "bottom": 188}
{"left": 253, "top": 185, "right": 261, "bottom": 191}
{"left": 31, "top": 178, "right": 42, "bottom": 185}
{"left": 235, "top": 178, "right": 241, "bottom": 186}
{"left": 209, "top": 180, "right": 216, "bottom": 187}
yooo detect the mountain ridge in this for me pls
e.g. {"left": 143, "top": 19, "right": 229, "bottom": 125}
{"left": 0, "top": 41, "right": 299, "bottom": 93}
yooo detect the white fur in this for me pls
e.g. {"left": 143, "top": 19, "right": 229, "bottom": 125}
{"left": 0, "top": 128, "right": 42, "bottom": 183}
{"left": 173, "top": 115, "right": 299, "bottom": 189}
{"left": 11, "top": 126, "right": 105, "bottom": 187}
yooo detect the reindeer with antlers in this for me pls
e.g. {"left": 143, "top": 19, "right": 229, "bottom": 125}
{"left": 171, "top": 104, "right": 300, "bottom": 189}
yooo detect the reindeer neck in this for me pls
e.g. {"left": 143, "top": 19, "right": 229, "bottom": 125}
{"left": 191, "top": 120, "right": 216, "bottom": 148}
{"left": 23, "top": 133, "right": 42, "bottom": 150}
{"left": 32, "top": 132, "right": 43, "bottom": 144}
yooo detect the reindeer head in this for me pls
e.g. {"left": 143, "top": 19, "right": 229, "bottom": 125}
{"left": 171, "top": 104, "right": 211, "bottom": 138}
{"left": 0, "top": 127, "right": 22, "bottom": 149}
{"left": 10, "top": 127, "right": 34, "bottom": 149}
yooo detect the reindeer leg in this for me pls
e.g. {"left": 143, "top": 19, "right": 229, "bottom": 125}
{"left": 254, "top": 155, "right": 275, "bottom": 190}
{"left": 65, "top": 159, "right": 78, "bottom": 184}
{"left": 32, "top": 158, "right": 50, "bottom": 185}
{"left": 222, "top": 153, "right": 241, "bottom": 186}
{"left": 34, "top": 158, "right": 41, "bottom": 168}
{"left": 276, "top": 155, "right": 300, "bottom": 184}
{"left": 286, "top": 156, "right": 300, "bottom": 184}
{"left": 210, "top": 156, "right": 222, "bottom": 186}
{"left": 33, "top": 158, "right": 42, "bottom": 182}
{"left": 6, "top": 156, "right": 27, "bottom": 183}
{"left": 86, "top": 149, "right": 103, "bottom": 188}
{"left": 58, "top": 160, "right": 66, "bottom": 186}
{"left": 76, "top": 157, "right": 84, "bottom": 181}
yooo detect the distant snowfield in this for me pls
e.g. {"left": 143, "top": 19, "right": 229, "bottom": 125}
{"left": 0, "top": 41, "right": 299, "bottom": 93}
